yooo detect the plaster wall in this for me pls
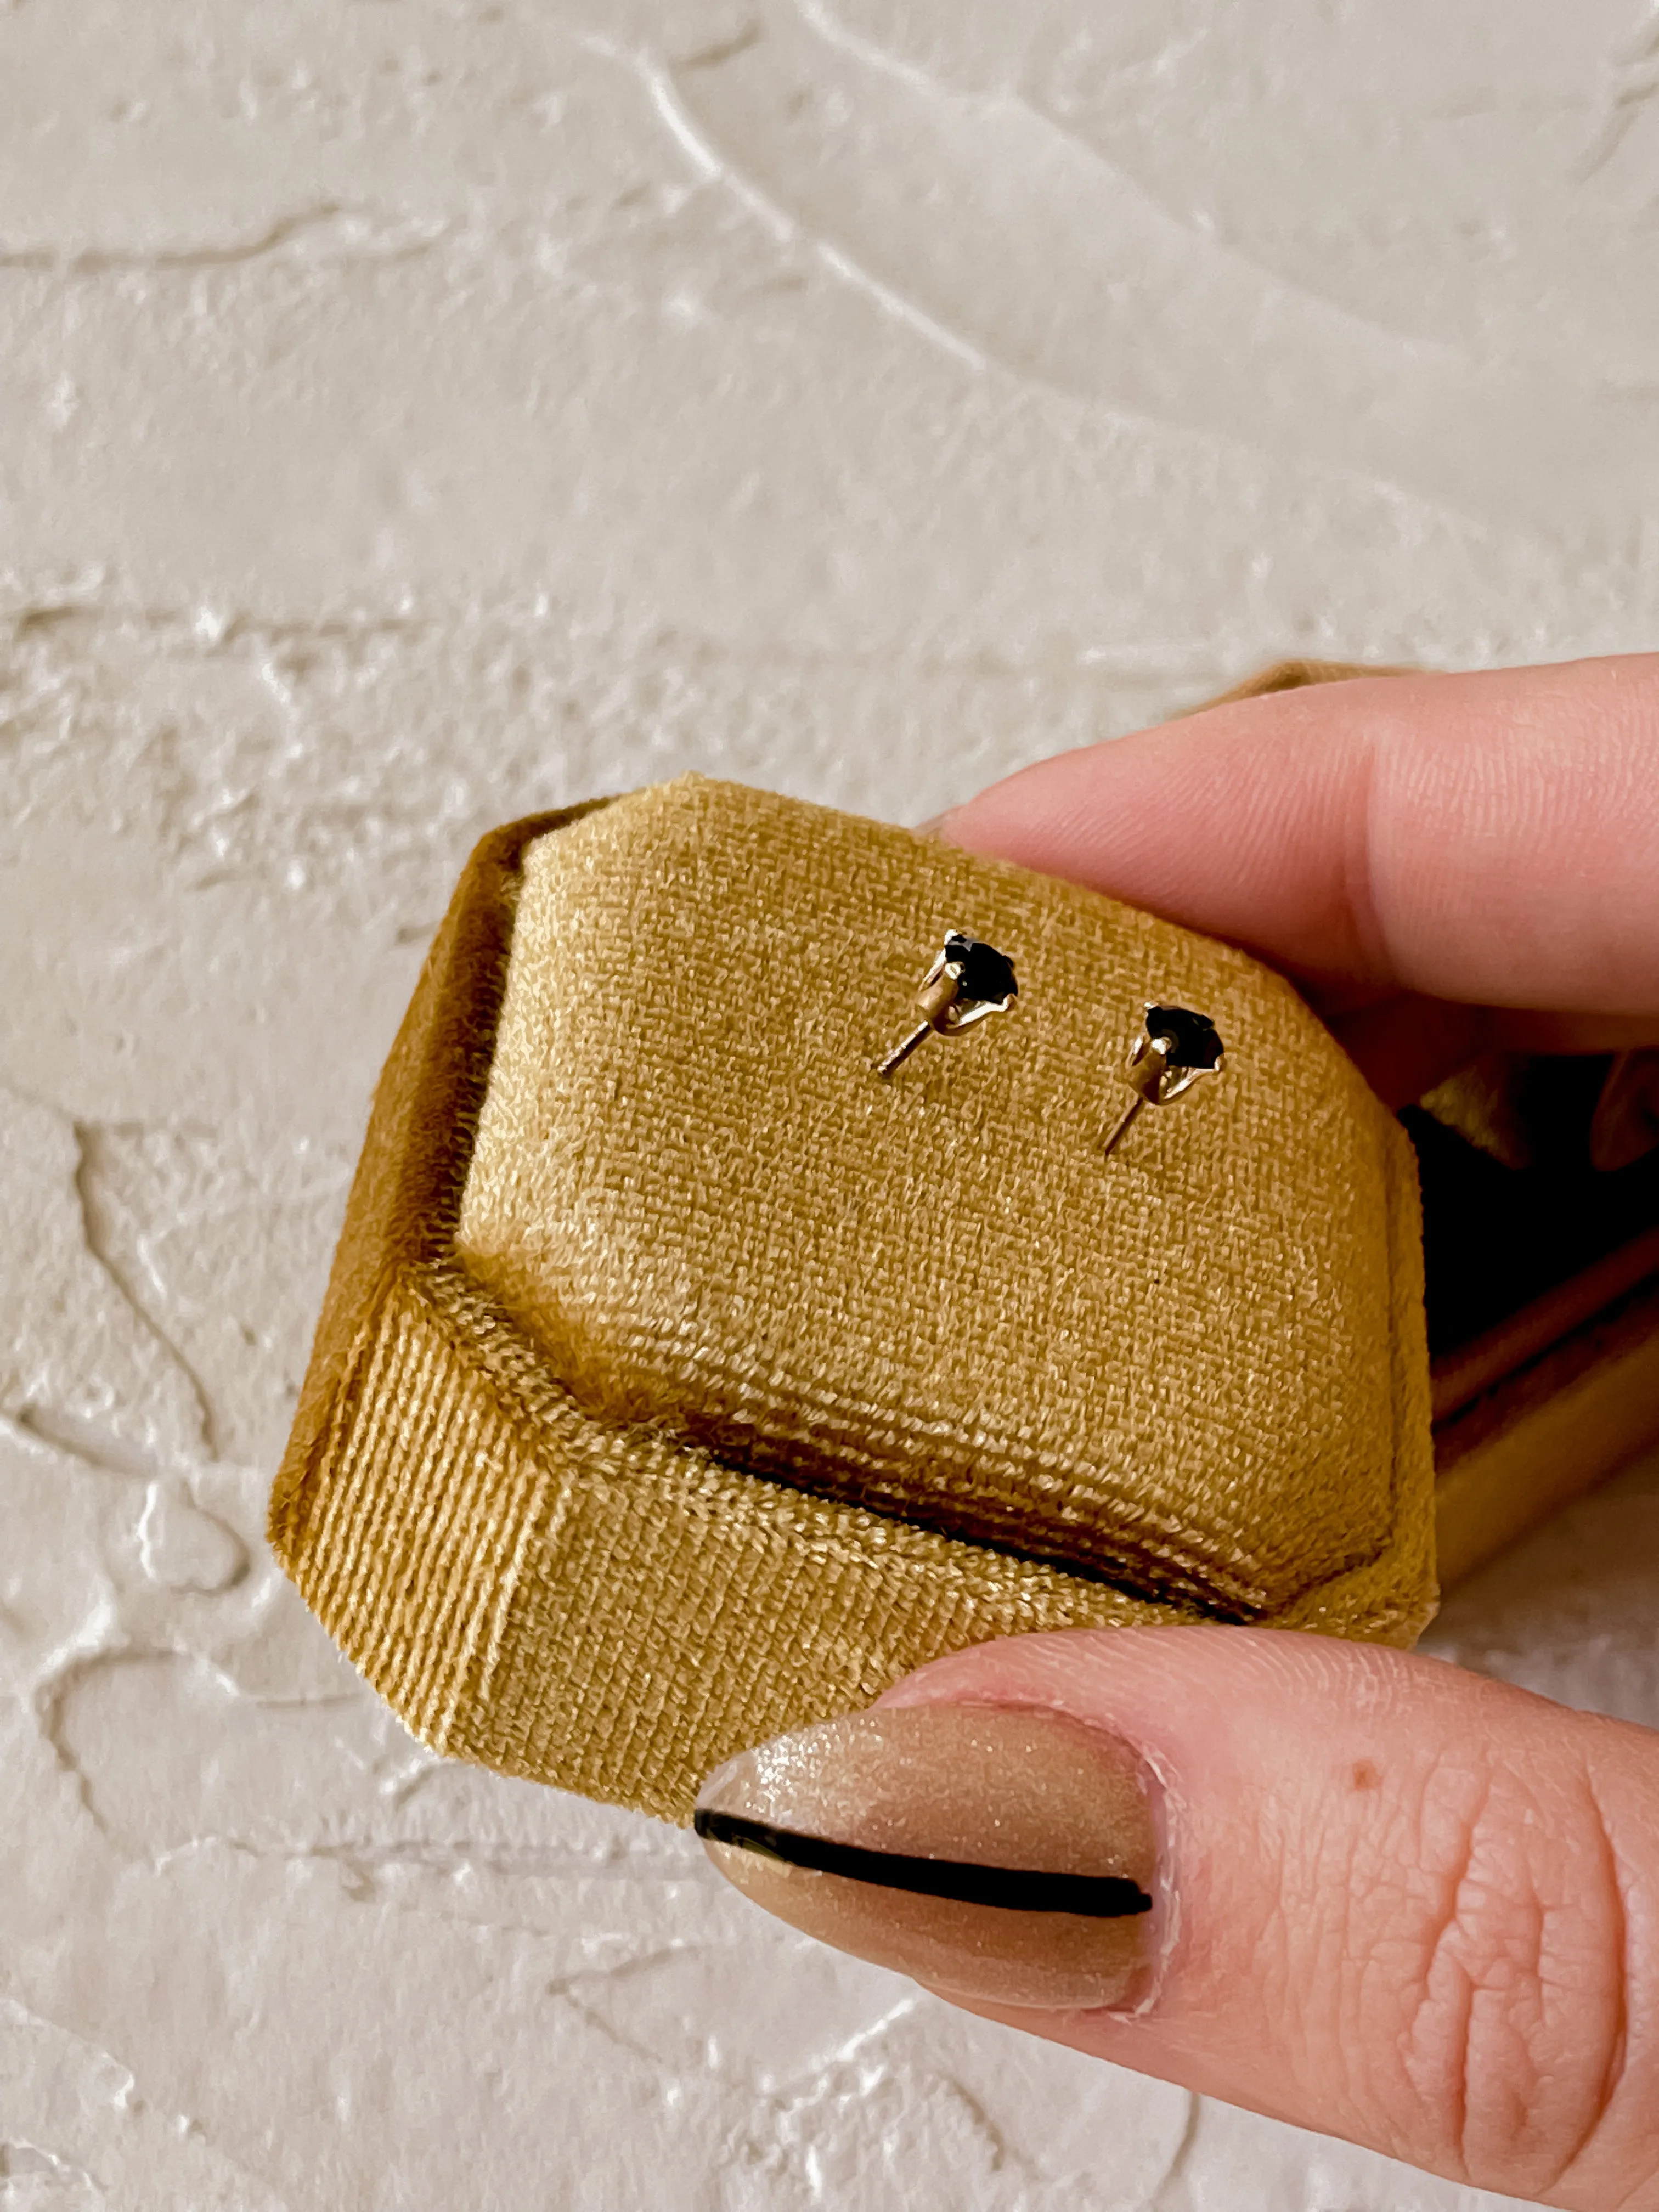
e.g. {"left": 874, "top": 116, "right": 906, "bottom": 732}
{"left": 3, "top": 4, "right": 1658, "bottom": 2207}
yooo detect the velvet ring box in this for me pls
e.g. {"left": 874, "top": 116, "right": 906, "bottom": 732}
{"left": 269, "top": 702, "right": 1659, "bottom": 1824}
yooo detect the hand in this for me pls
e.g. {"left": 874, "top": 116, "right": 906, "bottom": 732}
{"left": 935, "top": 653, "right": 1659, "bottom": 1109}
{"left": 700, "top": 654, "right": 1659, "bottom": 2208}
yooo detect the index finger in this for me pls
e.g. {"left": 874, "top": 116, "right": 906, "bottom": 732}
{"left": 935, "top": 654, "right": 1659, "bottom": 1022}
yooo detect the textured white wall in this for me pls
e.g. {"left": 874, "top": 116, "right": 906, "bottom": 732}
{"left": 3, "top": 4, "right": 1658, "bottom": 2206}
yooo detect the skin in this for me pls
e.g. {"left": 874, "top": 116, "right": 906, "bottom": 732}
{"left": 896, "top": 652, "right": 1659, "bottom": 2208}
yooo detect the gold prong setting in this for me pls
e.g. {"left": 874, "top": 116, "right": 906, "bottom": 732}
{"left": 876, "top": 930, "right": 1018, "bottom": 1080}
{"left": 1101, "top": 1004, "right": 1226, "bottom": 1157}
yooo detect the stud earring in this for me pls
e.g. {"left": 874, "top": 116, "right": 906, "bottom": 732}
{"left": 1101, "top": 1004, "right": 1224, "bottom": 1157}
{"left": 876, "top": 931, "right": 1018, "bottom": 1080}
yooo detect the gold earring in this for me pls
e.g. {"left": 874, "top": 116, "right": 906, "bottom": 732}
{"left": 1101, "top": 1004, "right": 1224, "bottom": 1157}
{"left": 876, "top": 932, "right": 1018, "bottom": 1080}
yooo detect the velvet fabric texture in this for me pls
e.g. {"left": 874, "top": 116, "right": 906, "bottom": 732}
{"left": 269, "top": 773, "right": 1435, "bottom": 1824}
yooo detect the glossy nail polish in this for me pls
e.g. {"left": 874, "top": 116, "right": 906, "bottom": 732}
{"left": 696, "top": 1703, "right": 1160, "bottom": 2010}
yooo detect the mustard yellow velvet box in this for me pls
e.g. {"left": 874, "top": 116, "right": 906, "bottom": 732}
{"left": 268, "top": 726, "right": 1659, "bottom": 1825}
{"left": 269, "top": 770, "right": 1446, "bottom": 1824}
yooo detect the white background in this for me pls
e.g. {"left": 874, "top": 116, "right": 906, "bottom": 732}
{"left": 3, "top": 3, "right": 1658, "bottom": 2205}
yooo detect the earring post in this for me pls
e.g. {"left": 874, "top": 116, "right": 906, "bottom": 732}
{"left": 875, "top": 1020, "right": 934, "bottom": 1081}
{"left": 1099, "top": 1094, "right": 1144, "bottom": 1158}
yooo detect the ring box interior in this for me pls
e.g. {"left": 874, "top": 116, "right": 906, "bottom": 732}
{"left": 1410, "top": 1085, "right": 1659, "bottom": 1583}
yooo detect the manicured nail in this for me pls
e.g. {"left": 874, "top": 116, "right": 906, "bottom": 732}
{"left": 695, "top": 1705, "right": 1160, "bottom": 2010}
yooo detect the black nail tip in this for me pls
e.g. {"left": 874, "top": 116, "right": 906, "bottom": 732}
{"left": 693, "top": 1807, "right": 1152, "bottom": 1918}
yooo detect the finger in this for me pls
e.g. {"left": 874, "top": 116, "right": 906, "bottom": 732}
{"left": 1321, "top": 990, "right": 1489, "bottom": 1110}
{"left": 934, "top": 654, "right": 1659, "bottom": 1021}
{"left": 857, "top": 1628, "right": 1659, "bottom": 2209}
{"left": 697, "top": 1630, "right": 1659, "bottom": 2204}
{"left": 1323, "top": 997, "right": 1659, "bottom": 1111}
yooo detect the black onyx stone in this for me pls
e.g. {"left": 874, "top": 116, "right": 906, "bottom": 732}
{"left": 944, "top": 934, "right": 1018, "bottom": 1006}
{"left": 1146, "top": 1005, "right": 1223, "bottom": 1070}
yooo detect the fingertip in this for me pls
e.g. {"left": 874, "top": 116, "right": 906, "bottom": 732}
{"left": 877, "top": 1625, "right": 1659, "bottom": 2205}
{"left": 931, "top": 656, "right": 1659, "bottom": 1020}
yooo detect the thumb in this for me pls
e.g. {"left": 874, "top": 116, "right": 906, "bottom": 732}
{"left": 695, "top": 1626, "right": 1659, "bottom": 2209}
